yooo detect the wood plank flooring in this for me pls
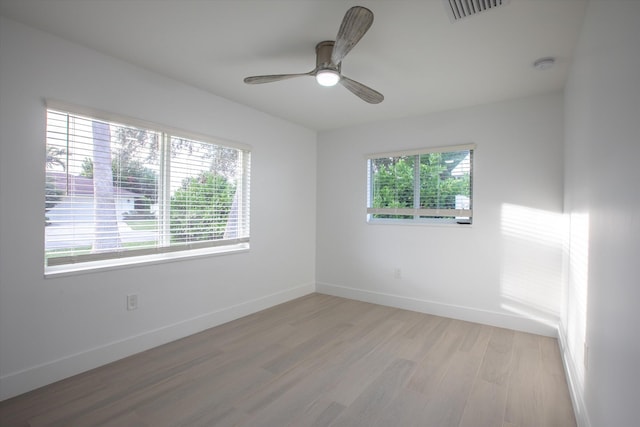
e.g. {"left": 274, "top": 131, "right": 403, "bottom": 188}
{"left": 0, "top": 294, "right": 576, "bottom": 427}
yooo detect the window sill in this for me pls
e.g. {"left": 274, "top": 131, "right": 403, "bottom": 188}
{"left": 44, "top": 243, "right": 250, "bottom": 278}
{"left": 366, "top": 219, "right": 473, "bottom": 227}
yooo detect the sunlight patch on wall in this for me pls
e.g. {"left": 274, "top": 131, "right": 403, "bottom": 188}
{"left": 500, "top": 204, "right": 566, "bottom": 327}
{"left": 566, "top": 211, "right": 590, "bottom": 387}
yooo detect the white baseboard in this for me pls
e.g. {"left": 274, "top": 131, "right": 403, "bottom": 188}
{"left": 316, "top": 282, "right": 557, "bottom": 337}
{"left": 557, "top": 324, "right": 592, "bottom": 427}
{"left": 0, "top": 283, "right": 315, "bottom": 401}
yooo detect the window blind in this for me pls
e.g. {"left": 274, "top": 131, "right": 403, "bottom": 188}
{"left": 45, "top": 108, "right": 250, "bottom": 269}
{"left": 367, "top": 144, "right": 474, "bottom": 223}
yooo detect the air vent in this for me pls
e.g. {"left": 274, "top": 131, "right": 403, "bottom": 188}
{"left": 443, "top": 0, "right": 510, "bottom": 22}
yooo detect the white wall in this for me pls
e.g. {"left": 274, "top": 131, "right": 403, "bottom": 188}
{"left": 5, "top": 6, "right": 639, "bottom": 425}
{"left": 0, "top": 17, "right": 316, "bottom": 400}
{"left": 316, "top": 93, "right": 565, "bottom": 336}
{"left": 562, "top": 1, "right": 640, "bottom": 426}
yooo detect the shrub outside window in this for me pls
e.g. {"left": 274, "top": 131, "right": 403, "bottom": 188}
{"left": 45, "top": 104, "right": 250, "bottom": 272}
{"left": 367, "top": 144, "right": 474, "bottom": 224}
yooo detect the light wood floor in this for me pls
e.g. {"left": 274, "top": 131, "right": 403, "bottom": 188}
{"left": 0, "top": 294, "right": 576, "bottom": 427}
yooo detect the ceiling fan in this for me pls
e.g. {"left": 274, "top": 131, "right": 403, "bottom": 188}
{"left": 244, "top": 6, "right": 384, "bottom": 104}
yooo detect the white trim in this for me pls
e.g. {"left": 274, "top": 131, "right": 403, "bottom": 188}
{"left": 45, "top": 99, "right": 252, "bottom": 151}
{"left": 316, "top": 282, "right": 557, "bottom": 337}
{"left": 46, "top": 238, "right": 250, "bottom": 268}
{"left": 367, "top": 207, "right": 472, "bottom": 217}
{"left": 557, "top": 323, "right": 592, "bottom": 427}
{"left": 0, "top": 283, "right": 315, "bottom": 401}
{"left": 365, "top": 142, "right": 476, "bottom": 159}
{"left": 366, "top": 218, "right": 474, "bottom": 227}
{"left": 45, "top": 243, "right": 250, "bottom": 278}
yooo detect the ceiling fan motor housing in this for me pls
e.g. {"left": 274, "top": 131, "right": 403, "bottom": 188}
{"left": 316, "top": 41, "right": 341, "bottom": 73}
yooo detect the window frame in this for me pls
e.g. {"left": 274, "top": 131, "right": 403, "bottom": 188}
{"left": 44, "top": 101, "right": 251, "bottom": 275}
{"left": 366, "top": 143, "right": 475, "bottom": 225}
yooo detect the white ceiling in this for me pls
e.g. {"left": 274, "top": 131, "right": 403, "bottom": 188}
{"left": 0, "top": 0, "right": 587, "bottom": 131}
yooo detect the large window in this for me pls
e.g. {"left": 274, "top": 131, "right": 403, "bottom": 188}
{"left": 45, "top": 105, "right": 250, "bottom": 272}
{"left": 367, "top": 144, "right": 474, "bottom": 224}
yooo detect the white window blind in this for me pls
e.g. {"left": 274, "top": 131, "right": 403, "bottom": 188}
{"left": 366, "top": 144, "right": 475, "bottom": 224}
{"left": 45, "top": 107, "right": 250, "bottom": 270}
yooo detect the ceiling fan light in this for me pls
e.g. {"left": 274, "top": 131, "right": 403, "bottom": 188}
{"left": 316, "top": 69, "right": 340, "bottom": 87}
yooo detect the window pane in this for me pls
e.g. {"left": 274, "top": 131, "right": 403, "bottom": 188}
{"left": 366, "top": 145, "right": 473, "bottom": 224}
{"left": 45, "top": 111, "right": 161, "bottom": 262}
{"left": 45, "top": 108, "right": 250, "bottom": 270}
{"left": 169, "top": 137, "right": 239, "bottom": 245}
{"left": 419, "top": 150, "right": 471, "bottom": 211}
{"left": 110, "top": 120, "right": 161, "bottom": 252}
{"left": 370, "top": 156, "right": 415, "bottom": 209}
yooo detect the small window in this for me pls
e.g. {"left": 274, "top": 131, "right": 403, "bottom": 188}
{"left": 45, "top": 105, "right": 250, "bottom": 272}
{"left": 366, "top": 144, "right": 474, "bottom": 224}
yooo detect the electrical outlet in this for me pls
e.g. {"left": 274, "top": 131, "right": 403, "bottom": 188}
{"left": 127, "top": 294, "right": 139, "bottom": 311}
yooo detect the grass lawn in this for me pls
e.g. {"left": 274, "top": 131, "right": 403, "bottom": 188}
{"left": 125, "top": 219, "right": 156, "bottom": 231}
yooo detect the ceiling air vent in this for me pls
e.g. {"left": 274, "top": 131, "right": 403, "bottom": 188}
{"left": 442, "top": 0, "right": 510, "bottom": 22}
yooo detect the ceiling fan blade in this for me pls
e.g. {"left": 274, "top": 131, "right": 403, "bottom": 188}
{"left": 244, "top": 72, "right": 312, "bottom": 84}
{"left": 331, "top": 6, "right": 374, "bottom": 65}
{"left": 340, "top": 76, "right": 384, "bottom": 104}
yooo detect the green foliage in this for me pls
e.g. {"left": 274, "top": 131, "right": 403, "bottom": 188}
{"left": 80, "top": 157, "right": 92, "bottom": 176}
{"left": 45, "top": 145, "right": 67, "bottom": 225}
{"left": 46, "top": 146, "right": 67, "bottom": 171}
{"left": 419, "top": 152, "right": 469, "bottom": 209}
{"left": 371, "top": 152, "right": 470, "bottom": 218}
{"left": 113, "top": 126, "right": 160, "bottom": 165}
{"left": 112, "top": 158, "right": 158, "bottom": 203}
{"left": 45, "top": 177, "right": 64, "bottom": 226}
{"left": 170, "top": 171, "right": 235, "bottom": 243}
{"left": 45, "top": 178, "right": 64, "bottom": 211}
{"left": 372, "top": 157, "right": 414, "bottom": 209}
{"left": 81, "top": 157, "right": 158, "bottom": 206}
